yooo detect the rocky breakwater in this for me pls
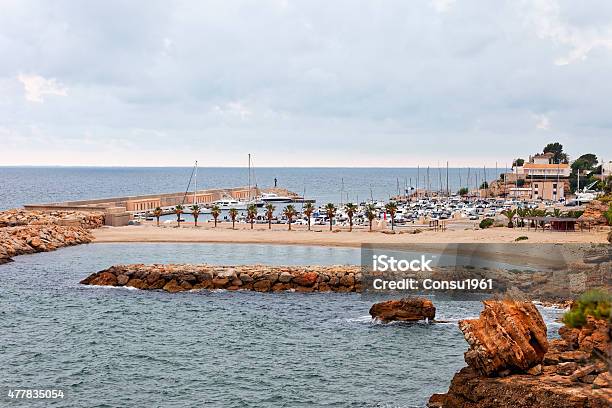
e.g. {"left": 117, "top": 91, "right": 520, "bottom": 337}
{"left": 0, "top": 209, "right": 104, "bottom": 229}
{"left": 429, "top": 300, "right": 611, "bottom": 408}
{"left": 369, "top": 298, "right": 436, "bottom": 322}
{"left": 80, "top": 264, "right": 364, "bottom": 293}
{"left": 0, "top": 209, "right": 103, "bottom": 264}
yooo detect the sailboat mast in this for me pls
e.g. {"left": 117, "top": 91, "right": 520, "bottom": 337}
{"left": 248, "top": 154, "right": 251, "bottom": 202}
{"left": 194, "top": 160, "right": 197, "bottom": 205}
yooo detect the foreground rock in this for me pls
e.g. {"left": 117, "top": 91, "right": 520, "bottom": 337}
{"left": 369, "top": 298, "right": 436, "bottom": 322}
{"left": 0, "top": 224, "right": 94, "bottom": 264}
{"left": 0, "top": 209, "right": 103, "bottom": 263}
{"left": 459, "top": 300, "right": 548, "bottom": 376}
{"left": 81, "top": 264, "right": 363, "bottom": 293}
{"left": 0, "top": 209, "right": 104, "bottom": 229}
{"left": 429, "top": 300, "right": 611, "bottom": 408}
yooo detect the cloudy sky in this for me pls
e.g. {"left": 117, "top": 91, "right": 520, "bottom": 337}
{"left": 1, "top": 0, "right": 611, "bottom": 167}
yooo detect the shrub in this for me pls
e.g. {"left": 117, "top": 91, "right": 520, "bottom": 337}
{"left": 563, "top": 289, "right": 611, "bottom": 328}
{"left": 604, "top": 204, "right": 612, "bottom": 226}
{"left": 479, "top": 218, "right": 494, "bottom": 229}
{"left": 515, "top": 236, "right": 528, "bottom": 241}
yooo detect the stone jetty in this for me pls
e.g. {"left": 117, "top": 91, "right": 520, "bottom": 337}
{"left": 0, "top": 209, "right": 104, "bottom": 264}
{"left": 80, "top": 264, "right": 364, "bottom": 293}
{"left": 429, "top": 299, "right": 611, "bottom": 408}
{"left": 369, "top": 298, "right": 436, "bottom": 322}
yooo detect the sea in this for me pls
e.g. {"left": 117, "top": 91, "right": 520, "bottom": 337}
{"left": 0, "top": 243, "right": 563, "bottom": 408}
{"left": 1, "top": 167, "right": 562, "bottom": 407}
{"left": 0, "top": 166, "right": 505, "bottom": 210}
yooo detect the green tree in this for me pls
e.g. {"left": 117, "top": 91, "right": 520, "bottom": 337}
{"left": 543, "top": 142, "right": 569, "bottom": 163}
{"left": 190, "top": 204, "right": 200, "bottom": 227}
{"left": 228, "top": 207, "right": 238, "bottom": 229}
{"left": 325, "top": 203, "right": 337, "bottom": 231}
{"left": 571, "top": 153, "right": 598, "bottom": 173}
{"left": 385, "top": 201, "right": 398, "bottom": 230}
{"left": 513, "top": 158, "right": 525, "bottom": 167}
{"left": 265, "top": 203, "right": 275, "bottom": 230}
{"left": 501, "top": 209, "right": 516, "bottom": 228}
{"left": 458, "top": 187, "right": 468, "bottom": 196}
{"left": 344, "top": 203, "right": 357, "bottom": 232}
{"left": 153, "top": 207, "right": 163, "bottom": 227}
{"left": 303, "top": 202, "right": 314, "bottom": 231}
{"left": 247, "top": 204, "right": 257, "bottom": 229}
{"left": 365, "top": 204, "right": 377, "bottom": 232}
{"left": 283, "top": 204, "right": 296, "bottom": 231}
{"left": 211, "top": 205, "right": 221, "bottom": 227}
{"left": 174, "top": 204, "right": 184, "bottom": 227}
{"left": 480, "top": 181, "right": 489, "bottom": 189}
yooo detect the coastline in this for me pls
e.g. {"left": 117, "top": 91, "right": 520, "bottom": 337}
{"left": 92, "top": 222, "right": 609, "bottom": 247}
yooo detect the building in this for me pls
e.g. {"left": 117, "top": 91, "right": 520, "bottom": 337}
{"left": 522, "top": 163, "right": 571, "bottom": 179}
{"left": 530, "top": 180, "right": 565, "bottom": 201}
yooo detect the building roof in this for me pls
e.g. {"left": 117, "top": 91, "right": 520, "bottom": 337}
{"left": 523, "top": 163, "right": 569, "bottom": 169}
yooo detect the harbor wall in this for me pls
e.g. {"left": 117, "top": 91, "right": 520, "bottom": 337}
{"left": 80, "top": 264, "right": 363, "bottom": 293}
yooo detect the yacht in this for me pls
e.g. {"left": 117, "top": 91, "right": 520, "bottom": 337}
{"left": 210, "top": 198, "right": 248, "bottom": 210}
{"left": 260, "top": 193, "right": 292, "bottom": 203}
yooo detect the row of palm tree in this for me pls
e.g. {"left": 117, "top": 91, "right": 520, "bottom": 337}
{"left": 151, "top": 200, "right": 401, "bottom": 231}
{"left": 501, "top": 207, "right": 579, "bottom": 228}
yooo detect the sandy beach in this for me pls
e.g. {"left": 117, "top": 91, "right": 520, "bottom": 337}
{"left": 93, "top": 221, "right": 609, "bottom": 247}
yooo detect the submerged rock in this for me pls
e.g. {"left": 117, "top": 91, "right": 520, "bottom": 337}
{"left": 368, "top": 297, "right": 436, "bottom": 322}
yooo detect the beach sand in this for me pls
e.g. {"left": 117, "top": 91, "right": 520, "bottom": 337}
{"left": 93, "top": 221, "right": 609, "bottom": 247}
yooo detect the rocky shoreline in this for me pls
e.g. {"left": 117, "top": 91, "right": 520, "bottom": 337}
{"left": 80, "top": 264, "right": 364, "bottom": 292}
{"left": 0, "top": 209, "right": 104, "bottom": 264}
{"left": 429, "top": 300, "right": 611, "bottom": 407}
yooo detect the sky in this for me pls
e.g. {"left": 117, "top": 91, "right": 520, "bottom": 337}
{"left": 1, "top": 0, "right": 612, "bottom": 167}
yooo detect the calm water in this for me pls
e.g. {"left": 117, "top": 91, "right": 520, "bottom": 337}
{"left": 0, "top": 166, "right": 506, "bottom": 210}
{"left": 0, "top": 243, "right": 562, "bottom": 407}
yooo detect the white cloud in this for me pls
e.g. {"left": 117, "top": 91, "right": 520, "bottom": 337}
{"left": 431, "top": 0, "right": 456, "bottom": 13}
{"left": 17, "top": 74, "right": 67, "bottom": 103}
{"left": 526, "top": 0, "right": 612, "bottom": 65}
{"left": 534, "top": 114, "right": 550, "bottom": 130}
{"left": 212, "top": 101, "right": 252, "bottom": 120}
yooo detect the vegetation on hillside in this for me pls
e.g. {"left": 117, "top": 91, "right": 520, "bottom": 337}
{"left": 563, "top": 289, "right": 611, "bottom": 328}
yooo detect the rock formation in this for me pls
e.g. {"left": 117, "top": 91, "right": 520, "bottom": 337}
{"left": 80, "top": 264, "right": 363, "bottom": 293}
{"left": 459, "top": 300, "right": 548, "bottom": 376}
{"left": 0, "top": 209, "right": 104, "bottom": 264}
{"left": 369, "top": 297, "right": 436, "bottom": 322}
{"left": 579, "top": 200, "right": 610, "bottom": 226}
{"left": 429, "top": 300, "right": 611, "bottom": 408}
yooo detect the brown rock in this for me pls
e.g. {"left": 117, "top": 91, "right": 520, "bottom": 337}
{"left": 559, "top": 350, "right": 589, "bottom": 363}
{"left": 369, "top": 297, "right": 436, "bottom": 323}
{"left": 253, "top": 279, "right": 272, "bottom": 292}
{"left": 163, "top": 279, "right": 183, "bottom": 293}
{"left": 557, "top": 361, "right": 578, "bottom": 376}
{"left": 458, "top": 300, "right": 548, "bottom": 376}
{"left": 212, "top": 277, "right": 229, "bottom": 289}
{"left": 126, "top": 278, "right": 147, "bottom": 289}
{"left": 293, "top": 272, "right": 318, "bottom": 287}
{"left": 91, "top": 271, "right": 117, "bottom": 286}
{"left": 117, "top": 274, "right": 129, "bottom": 285}
{"left": 593, "top": 372, "right": 610, "bottom": 388}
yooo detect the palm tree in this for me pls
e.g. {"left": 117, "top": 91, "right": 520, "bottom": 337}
{"left": 283, "top": 205, "right": 297, "bottom": 231}
{"left": 550, "top": 208, "right": 562, "bottom": 218}
{"left": 153, "top": 206, "right": 162, "bottom": 227}
{"left": 211, "top": 205, "right": 221, "bottom": 227}
{"left": 516, "top": 208, "right": 527, "bottom": 228}
{"left": 228, "top": 207, "right": 238, "bottom": 229}
{"left": 174, "top": 204, "right": 184, "bottom": 227}
{"left": 265, "top": 203, "right": 275, "bottom": 229}
{"left": 325, "top": 203, "right": 336, "bottom": 231}
{"left": 501, "top": 209, "right": 516, "bottom": 228}
{"left": 190, "top": 204, "right": 201, "bottom": 227}
{"left": 247, "top": 204, "right": 257, "bottom": 229}
{"left": 385, "top": 201, "right": 398, "bottom": 230}
{"left": 365, "top": 204, "right": 377, "bottom": 232}
{"left": 303, "top": 202, "right": 314, "bottom": 231}
{"left": 344, "top": 203, "right": 357, "bottom": 232}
